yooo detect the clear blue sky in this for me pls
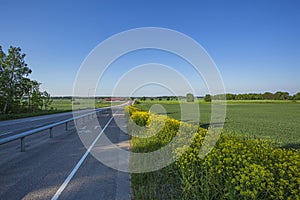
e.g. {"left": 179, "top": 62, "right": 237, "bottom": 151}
{"left": 1, "top": 0, "right": 299, "bottom": 96}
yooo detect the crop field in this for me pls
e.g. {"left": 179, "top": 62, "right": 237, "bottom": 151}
{"left": 134, "top": 101, "right": 300, "bottom": 147}
{"left": 127, "top": 105, "right": 300, "bottom": 200}
{"left": 51, "top": 98, "right": 116, "bottom": 111}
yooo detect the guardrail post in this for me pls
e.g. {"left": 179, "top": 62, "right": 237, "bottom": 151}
{"left": 50, "top": 128, "right": 53, "bottom": 138}
{"left": 21, "top": 137, "right": 25, "bottom": 152}
{"left": 65, "top": 122, "right": 68, "bottom": 131}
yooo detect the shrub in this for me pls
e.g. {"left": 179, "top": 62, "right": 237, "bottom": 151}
{"left": 204, "top": 94, "right": 212, "bottom": 102}
{"left": 178, "top": 134, "right": 300, "bottom": 199}
{"left": 130, "top": 111, "right": 149, "bottom": 127}
{"left": 186, "top": 93, "right": 194, "bottom": 102}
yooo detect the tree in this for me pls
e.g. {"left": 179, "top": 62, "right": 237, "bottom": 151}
{"left": 263, "top": 92, "right": 274, "bottom": 100}
{"left": 293, "top": 92, "right": 300, "bottom": 100}
{"left": 0, "top": 45, "right": 52, "bottom": 114}
{"left": 204, "top": 94, "right": 212, "bottom": 102}
{"left": 0, "top": 46, "right": 32, "bottom": 113}
{"left": 42, "top": 91, "right": 52, "bottom": 110}
{"left": 140, "top": 96, "right": 146, "bottom": 101}
{"left": 0, "top": 47, "right": 6, "bottom": 110}
{"left": 274, "top": 91, "right": 290, "bottom": 100}
{"left": 31, "top": 90, "right": 42, "bottom": 112}
{"left": 226, "top": 93, "right": 236, "bottom": 100}
{"left": 186, "top": 93, "right": 194, "bottom": 102}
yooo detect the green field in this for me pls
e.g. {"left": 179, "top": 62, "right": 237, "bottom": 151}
{"left": 51, "top": 98, "right": 116, "bottom": 111}
{"left": 0, "top": 98, "right": 121, "bottom": 121}
{"left": 129, "top": 107, "right": 300, "bottom": 199}
{"left": 135, "top": 100, "right": 300, "bottom": 147}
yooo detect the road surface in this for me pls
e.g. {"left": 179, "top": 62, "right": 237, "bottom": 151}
{"left": 0, "top": 109, "right": 101, "bottom": 138}
{"left": 0, "top": 107, "right": 131, "bottom": 200}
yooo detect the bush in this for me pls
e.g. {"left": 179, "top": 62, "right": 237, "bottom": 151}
{"left": 130, "top": 111, "right": 149, "bottom": 127}
{"left": 186, "top": 93, "right": 194, "bottom": 102}
{"left": 204, "top": 94, "right": 212, "bottom": 102}
{"left": 178, "top": 134, "right": 300, "bottom": 199}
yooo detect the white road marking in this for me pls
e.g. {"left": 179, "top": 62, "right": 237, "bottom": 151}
{"left": 1, "top": 131, "right": 13, "bottom": 136}
{"left": 94, "top": 125, "right": 100, "bottom": 130}
{"left": 80, "top": 126, "right": 87, "bottom": 130}
{"left": 79, "top": 130, "right": 92, "bottom": 134}
{"left": 51, "top": 114, "right": 115, "bottom": 200}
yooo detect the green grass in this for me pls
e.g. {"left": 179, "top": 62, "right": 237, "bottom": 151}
{"left": 223, "top": 99, "right": 300, "bottom": 104}
{"left": 50, "top": 99, "right": 73, "bottom": 110}
{"left": 135, "top": 101, "right": 300, "bottom": 147}
{"left": 0, "top": 98, "right": 121, "bottom": 121}
{"left": 51, "top": 98, "right": 116, "bottom": 111}
{"left": 0, "top": 110, "right": 70, "bottom": 121}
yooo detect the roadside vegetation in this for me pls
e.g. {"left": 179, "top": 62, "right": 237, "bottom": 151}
{"left": 135, "top": 100, "right": 300, "bottom": 147}
{"left": 0, "top": 97, "right": 122, "bottom": 121}
{"left": 127, "top": 106, "right": 300, "bottom": 200}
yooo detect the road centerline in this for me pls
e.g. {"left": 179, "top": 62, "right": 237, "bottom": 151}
{"left": 51, "top": 113, "right": 115, "bottom": 200}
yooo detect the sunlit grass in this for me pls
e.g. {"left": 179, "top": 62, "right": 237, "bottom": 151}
{"left": 135, "top": 101, "right": 300, "bottom": 147}
{"left": 0, "top": 98, "right": 123, "bottom": 120}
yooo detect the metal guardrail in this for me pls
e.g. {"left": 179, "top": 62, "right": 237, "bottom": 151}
{"left": 0, "top": 107, "right": 108, "bottom": 152}
{"left": 0, "top": 101, "right": 131, "bottom": 152}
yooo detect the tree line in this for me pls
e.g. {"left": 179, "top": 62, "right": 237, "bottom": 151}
{"left": 204, "top": 91, "right": 300, "bottom": 102}
{"left": 0, "top": 46, "right": 52, "bottom": 114}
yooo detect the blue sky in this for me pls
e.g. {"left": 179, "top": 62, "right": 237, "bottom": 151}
{"left": 1, "top": 0, "right": 299, "bottom": 96}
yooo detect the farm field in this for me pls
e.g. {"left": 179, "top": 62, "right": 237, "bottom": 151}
{"left": 134, "top": 100, "right": 300, "bottom": 147}
{"left": 51, "top": 98, "right": 117, "bottom": 111}
{"left": 128, "top": 104, "right": 300, "bottom": 200}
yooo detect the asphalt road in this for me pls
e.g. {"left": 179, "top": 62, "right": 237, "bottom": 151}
{"left": 0, "top": 109, "right": 100, "bottom": 138}
{"left": 0, "top": 107, "right": 131, "bottom": 200}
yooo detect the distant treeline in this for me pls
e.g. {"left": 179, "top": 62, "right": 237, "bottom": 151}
{"left": 211, "top": 91, "right": 300, "bottom": 101}
{"left": 57, "top": 92, "right": 300, "bottom": 102}
{"left": 139, "top": 96, "right": 180, "bottom": 101}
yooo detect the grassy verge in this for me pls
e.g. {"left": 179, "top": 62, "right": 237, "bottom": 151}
{"left": 127, "top": 106, "right": 300, "bottom": 200}
{"left": 0, "top": 110, "right": 72, "bottom": 121}
{"left": 0, "top": 99, "right": 122, "bottom": 121}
